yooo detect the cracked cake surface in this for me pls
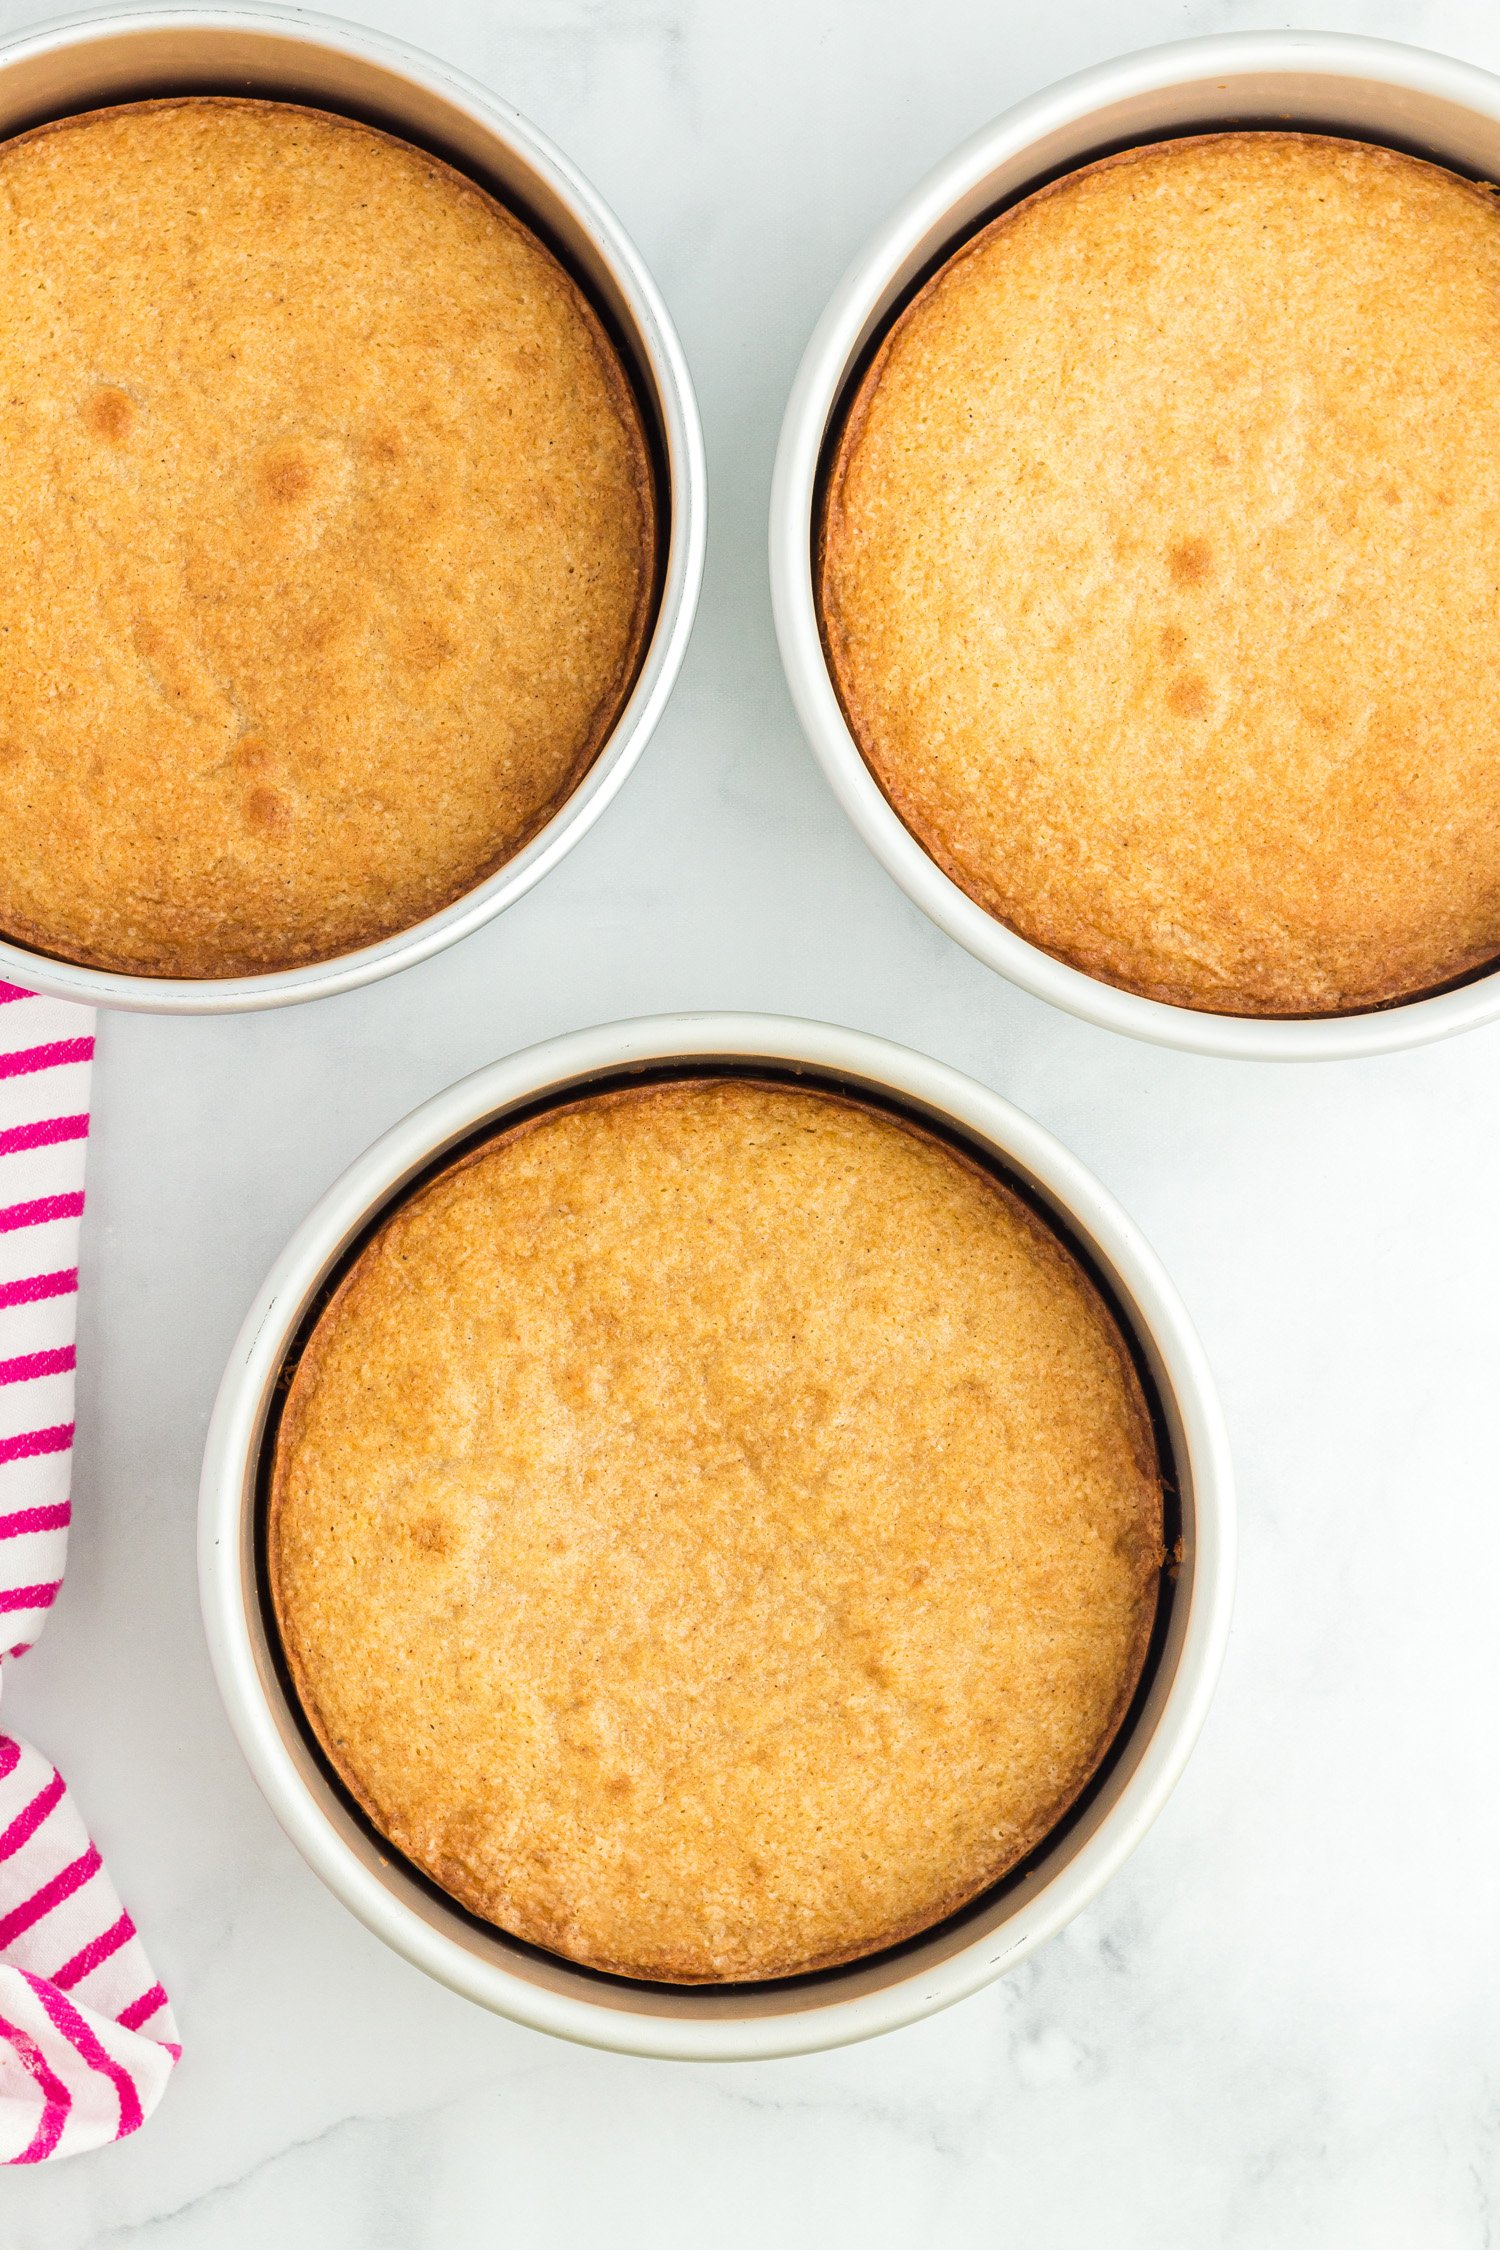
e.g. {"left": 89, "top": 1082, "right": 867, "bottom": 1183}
{"left": 269, "top": 1076, "right": 1165, "bottom": 1983}
{"left": 0, "top": 98, "right": 654, "bottom": 977}
{"left": 819, "top": 132, "right": 1500, "bottom": 1016}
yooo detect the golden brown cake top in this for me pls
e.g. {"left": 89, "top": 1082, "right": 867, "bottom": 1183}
{"left": 819, "top": 132, "right": 1500, "bottom": 1017}
{"left": 269, "top": 1076, "right": 1164, "bottom": 1983}
{"left": 0, "top": 99, "right": 654, "bottom": 978}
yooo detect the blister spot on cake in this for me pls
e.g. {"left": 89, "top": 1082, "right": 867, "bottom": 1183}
{"left": 245, "top": 785, "right": 287, "bottom": 831}
{"left": 82, "top": 385, "right": 135, "bottom": 443}
{"left": 1167, "top": 536, "right": 1212, "bottom": 588}
{"left": 409, "top": 1511, "right": 452, "bottom": 1559}
{"left": 402, "top": 619, "right": 457, "bottom": 673}
{"left": 259, "top": 446, "right": 316, "bottom": 507}
{"left": 1167, "top": 674, "right": 1209, "bottom": 720}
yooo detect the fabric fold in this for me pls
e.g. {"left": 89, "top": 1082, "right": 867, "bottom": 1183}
{"left": 0, "top": 985, "right": 178, "bottom": 2162}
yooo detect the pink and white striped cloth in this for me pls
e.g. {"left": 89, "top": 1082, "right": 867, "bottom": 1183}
{"left": 0, "top": 983, "right": 178, "bottom": 2163}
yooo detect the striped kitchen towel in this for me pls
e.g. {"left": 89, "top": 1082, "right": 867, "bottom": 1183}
{"left": 0, "top": 983, "right": 179, "bottom": 2164}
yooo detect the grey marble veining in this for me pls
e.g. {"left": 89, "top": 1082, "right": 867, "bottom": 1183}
{"left": 9, "top": 0, "right": 1500, "bottom": 2240}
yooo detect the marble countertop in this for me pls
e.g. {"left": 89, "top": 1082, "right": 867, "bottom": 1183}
{"left": 10, "top": 0, "right": 1500, "bottom": 2240}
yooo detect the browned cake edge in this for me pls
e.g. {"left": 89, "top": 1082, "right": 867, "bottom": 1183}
{"left": 0, "top": 98, "right": 659, "bottom": 981}
{"left": 816, "top": 132, "right": 1500, "bottom": 1021}
{"left": 267, "top": 1076, "right": 1167, "bottom": 1983}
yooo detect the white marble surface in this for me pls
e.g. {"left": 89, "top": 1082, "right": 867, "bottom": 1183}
{"left": 8, "top": 0, "right": 1500, "bottom": 2238}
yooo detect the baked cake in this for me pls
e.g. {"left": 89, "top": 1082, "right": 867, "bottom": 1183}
{"left": 0, "top": 99, "right": 655, "bottom": 977}
{"left": 269, "top": 1076, "right": 1165, "bottom": 1983}
{"left": 819, "top": 133, "right": 1500, "bottom": 1016}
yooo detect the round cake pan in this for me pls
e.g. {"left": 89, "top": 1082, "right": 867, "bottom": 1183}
{"left": 0, "top": 4, "right": 704, "bottom": 1013}
{"left": 770, "top": 32, "right": 1500, "bottom": 1062}
{"left": 199, "top": 1013, "right": 1234, "bottom": 2060}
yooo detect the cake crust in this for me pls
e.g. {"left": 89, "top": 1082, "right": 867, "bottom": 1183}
{"left": 269, "top": 1077, "right": 1164, "bottom": 1984}
{"left": 819, "top": 133, "right": 1500, "bottom": 1017}
{"left": 0, "top": 99, "right": 655, "bottom": 977}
